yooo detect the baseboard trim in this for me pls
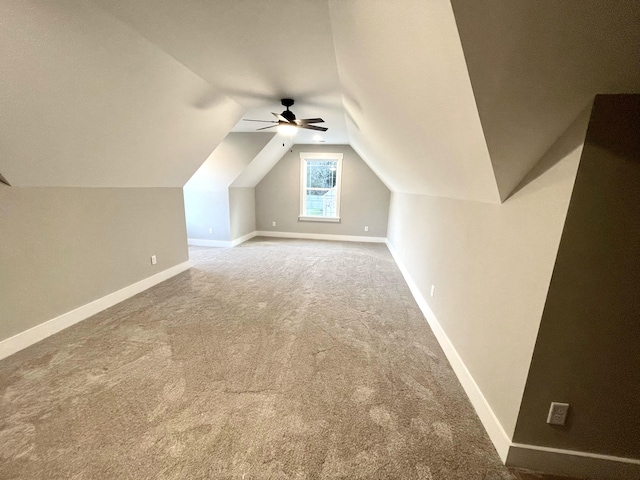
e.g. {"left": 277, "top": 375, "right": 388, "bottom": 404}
{"left": 507, "top": 443, "right": 640, "bottom": 480}
{"left": 188, "top": 232, "right": 257, "bottom": 248}
{"left": 386, "top": 238, "right": 640, "bottom": 478}
{"left": 0, "top": 261, "right": 192, "bottom": 361}
{"left": 256, "top": 231, "right": 386, "bottom": 243}
{"left": 385, "top": 240, "right": 512, "bottom": 461}
{"left": 188, "top": 238, "right": 233, "bottom": 248}
{"left": 231, "top": 231, "right": 257, "bottom": 247}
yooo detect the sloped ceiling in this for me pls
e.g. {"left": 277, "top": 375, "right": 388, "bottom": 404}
{"left": 0, "top": 0, "right": 242, "bottom": 187}
{"left": 185, "top": 132, "right": 276, "bottom": 190}
{"left": 451, "top": 0, "right": 640, "bottom": 201}
{"left": 1, "top": 1, "right": 639, "bottom": 200}
{"left": 328, "top": 0, "right": 500, "bottom": 202}
{"left": 231, "top": 135, "right": 295, "bottom": 189}
{"left": 93, "top": 0, "right": 350, "bottom": 146}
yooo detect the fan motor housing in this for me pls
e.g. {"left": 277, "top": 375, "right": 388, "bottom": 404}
{"left": 281, "top": 110, "right": 296, "bottom": 121}
{"left": 281, "top": 98, "right": 296, "bottom": 121}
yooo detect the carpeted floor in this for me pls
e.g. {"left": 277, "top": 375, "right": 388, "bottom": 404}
{"left": 0, "top": 238, "right": 581, "bottom": 479}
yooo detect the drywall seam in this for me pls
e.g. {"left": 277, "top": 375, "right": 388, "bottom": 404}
{"left": 255, "top": 231, "right": 386, "bottom": 243}
{"left": 507, "top": 443, "right": 640, "bottom": 479}
{"left": 385, "top": 239, "right": 512, "bottom": 461}
{"left": 0, "top": 261, "right": 192, "bottom": 361}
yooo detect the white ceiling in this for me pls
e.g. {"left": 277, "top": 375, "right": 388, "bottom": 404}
{"left": 94, "top": 0, "right": 349, "bottom": 145}
{"left": 328, "top": 0, "right": 500, "bottom": 202}
{"left": 0, "top": 0, "right": 243, "bottom": 187}
{"left": 185, "top": 133, "right": 277, "bottom": 190}
{"left": 451, "top": 0, "right": 640, "bottom": 200}
{"left": 1, "top": 0, "right": 639, "bottom": 201}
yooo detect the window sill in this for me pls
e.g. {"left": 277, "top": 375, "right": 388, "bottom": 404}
{"left": 298, "top": 216, "right": 341, "bottom": 223}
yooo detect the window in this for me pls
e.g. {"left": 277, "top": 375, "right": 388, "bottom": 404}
{"left": 299, "top": 152, "right": 343, "bottom": 222}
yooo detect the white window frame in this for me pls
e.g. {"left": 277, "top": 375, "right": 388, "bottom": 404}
{"left": 299, "top": 152, "right": 343, "bottom": 222}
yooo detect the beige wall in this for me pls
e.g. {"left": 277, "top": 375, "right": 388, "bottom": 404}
{"left": 386, "top": 113, "right": 588, "bottom": 436}
{"left": 229, "top": 187, "right": 256, "bottom": 240}
{"left": 513, "top": 95, "right": 640, "bottom": 459}
{"left": 0, "top": 187, "right": 188, "bottom": 342}
{"left": 256, "top": 144, "right": 390, "bottom": 237}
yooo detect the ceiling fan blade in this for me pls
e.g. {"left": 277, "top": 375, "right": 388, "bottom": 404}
{"left": 272, "top": 112, "right": 289, "bottom": 123}
{"left": 294, "top": 118, "right": 325, "bottom": 125}
{"left": 299, "top": 125, "right": 328, "bottom": 132}
{"left": 256, "top": 125, "right": 277, "bottom": 131}
{"left": 243, "top": 119, "right": 278, "bottom": 123}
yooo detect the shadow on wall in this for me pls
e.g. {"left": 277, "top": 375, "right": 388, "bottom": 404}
{"left": 507, "top": 101, "right": 594, "bottom": 201}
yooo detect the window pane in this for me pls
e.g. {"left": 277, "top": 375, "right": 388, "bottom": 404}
{"left": 306, "top": 160, "right": 337, "bottom": 188}
{"left": 305, "top": 188, "right": 336, "bottom": 217}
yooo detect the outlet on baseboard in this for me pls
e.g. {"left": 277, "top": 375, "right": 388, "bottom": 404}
{"left": 150, "top": 255, "right": 157, "bottom": 265}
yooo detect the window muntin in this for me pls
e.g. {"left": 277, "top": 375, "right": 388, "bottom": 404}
{"left": 299, "top": 152, "right": 343, "bottom": 222}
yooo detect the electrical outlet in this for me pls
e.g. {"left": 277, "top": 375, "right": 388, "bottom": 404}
{"left": 430, "top": 285, "right": 435, "bottom": 297}
{"left": 364, "top": 226, "right": 369, "bottom": 232}
{"left": 547, "top": 402, "right": 569, "bottom": 425}
{"left": 150, "top": 255, "right": 157, "bottom": 265}
{"left": 209, "top": 228, "right": 213, "bottom": 234}
{"left": 272, "top": 221, "right": 276, "bottom": 227}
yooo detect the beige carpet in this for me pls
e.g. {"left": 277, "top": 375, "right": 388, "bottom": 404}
{"left": 0, "top": 238, "right": 579, "bottom": 479}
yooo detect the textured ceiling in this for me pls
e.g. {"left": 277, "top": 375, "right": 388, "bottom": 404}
{"left": 1, "top": 0, "right": 639, "bottom": 200}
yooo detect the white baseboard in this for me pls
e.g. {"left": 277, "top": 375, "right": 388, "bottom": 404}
{"left": 256, "top": 230, "right": 386, "bottom": 243}
{"left": 188, "top": 232, "right": 257, "bottom": 248}
{"left": 231, "top": 231, "right": 257, "bottom": 247}
{"left": 507, "top": 443, "right": 640, "bottom": 480}
{"left": 386, "top": 239, "right": 640, "bottom": 478}
{"left": 188, "top": 238, "right": 233, "bottom": 248}
{"left": 385, "top": 240, "right": 512, "bottom": 461}
{"left": 0, "top": 261, "right": 192, "bottom": 361}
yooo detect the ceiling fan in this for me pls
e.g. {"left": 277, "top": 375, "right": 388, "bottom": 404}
{"left": 243, "top": 98, "right": 328, "bottom": 133}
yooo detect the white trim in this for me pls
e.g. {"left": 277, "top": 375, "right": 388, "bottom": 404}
{"left": 507, "top": 443, "right": 640, "bottom": 479}
{"left": 385, "top": 239, "right": 512, "bottom": 461}
{"left": 189, "top": 232, "right": 257, "bottom": 248}
{"left": 231, "top": 231, "right": 257, "bottom": 247}
{"left": 299, "top": 152, "right": 345, "bottom": 160}
{"left": 0, "top": 261, "right": 192, "bottom": 361}
{"left": 256, "top": 231, "right": 386, "bottom": 244}
{"left": 298, "top": 216, "right": 341, "bottom": 223}
{"left": 188, "top": 238, "right": 233, "bottom": 248}
{"left": 385, "top": 238, "right": 640, "bottom": 478}
{"left": 300, "top": 152, "right": 343, "bottom": 220}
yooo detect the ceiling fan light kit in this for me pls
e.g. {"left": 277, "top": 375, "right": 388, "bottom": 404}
{"left": 277, "top": 123, "right": 298, "bottom": 136}
{"left": 243, "top": 98, "right": 328, "bottom": 135}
